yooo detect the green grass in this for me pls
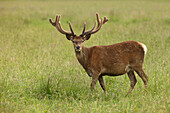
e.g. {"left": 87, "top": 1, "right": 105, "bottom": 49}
{"left": 0, "top": 0, "right": 169, "bottom": 112}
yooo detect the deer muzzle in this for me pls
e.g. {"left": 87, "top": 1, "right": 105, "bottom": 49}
{"left": 75, "top": 46, "right": 81, "bottom": 52}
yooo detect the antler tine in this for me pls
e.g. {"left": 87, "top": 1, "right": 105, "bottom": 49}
{"left": 69, "top": 22, "right": 75, "bottom": 35}
{"left": 55, "top": 15, "right": 64, "bottom": 33}
{"left": 88, "top": 13, "right": 103, "bottom": 35}
{"left": 80, "top": 12, "right": 107, "bottom": 36}
{"left": 57, "top": 16, "right": 73, "bottom": 35}
{"left": 49, "top": 15, "right": 63, "bottom": 33}
{"left": 49, "top": 18, "right": 53, "bottom": 25}
{"left": 90, "top": 18, "right": 103, "bottom": 34}
{"left": 55, "top": 15, "right": 66, "bottom": 34}
{"left": 96, "top": 13, "right": 100, "bottom": 27}
{"left": 49, "top": 15, "right": 74, "bottom": 36}
{"left": 49, "top": 15, "right": 58, "bottom": 26}
{"left": 103, "top": 16, "right": 109, "bottom": 24}
{"left": 82, "top": 23, "right": 86, "bottom": 35}
{"left": 81, "top": 22, "right": 96, "bottom": 36}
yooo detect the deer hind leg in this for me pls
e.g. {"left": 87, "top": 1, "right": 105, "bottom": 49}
{"left": 98, "top": 75, "right": 106, "bottom": 93}
{"left": 126, "top": 70, "right": 137, "bottom": 96}
{"left": 135, "top": 68, "right": 148, "bottom": 89}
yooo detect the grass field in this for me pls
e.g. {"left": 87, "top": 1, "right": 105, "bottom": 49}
{"left": 0, "top": 0, "right": 169, "bottom": 112}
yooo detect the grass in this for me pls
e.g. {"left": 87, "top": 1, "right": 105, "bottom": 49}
{"left": 0, "top": 0, "right": 169, "bottom": 112}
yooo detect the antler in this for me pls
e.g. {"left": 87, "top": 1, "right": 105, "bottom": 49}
{"left": 49, "top": 15, "right": 75, "bottom": 36}
{"left": 80, "top": 13, "right": 108, "bottom": 36}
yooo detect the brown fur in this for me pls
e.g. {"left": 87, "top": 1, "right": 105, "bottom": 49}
{"left": 49, "top": 13, "right": 148, "bottom": 95}
{"left": 74, "top": 40, "right": 148, "bottom": 94}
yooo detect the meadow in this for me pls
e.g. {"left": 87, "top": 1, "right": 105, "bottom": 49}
{"left": 0, "top": 0, "right": 169, "bottom": 112}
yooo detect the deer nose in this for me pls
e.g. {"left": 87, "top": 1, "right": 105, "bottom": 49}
{"left": 76, "top": 46, "right": 80, "bottom": 50}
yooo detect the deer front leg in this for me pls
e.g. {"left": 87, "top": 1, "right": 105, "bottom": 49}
{"left": 98, "top": 75, "right": 106, "bottom": 93}
{"left": 90, "top": 74, "right": 99, "bottom": 92}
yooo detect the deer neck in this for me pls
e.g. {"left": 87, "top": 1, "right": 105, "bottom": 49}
{"left": 75, "top": 46, "right": 89, "bottom": 69}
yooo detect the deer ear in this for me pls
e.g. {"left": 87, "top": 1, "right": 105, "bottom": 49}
{"left": 84, "top": 34, "right": 91, "bottom": 40}
{"left": 66, "top": 35, "right": 74, "bottom": 40}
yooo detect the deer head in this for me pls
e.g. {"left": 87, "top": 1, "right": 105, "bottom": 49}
{"left": 49, "top": 13, "right": 108, "bottom": 52}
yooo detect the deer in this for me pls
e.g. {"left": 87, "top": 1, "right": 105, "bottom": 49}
{"left": 49, "top": 13, "right": 148, "bottom": 95}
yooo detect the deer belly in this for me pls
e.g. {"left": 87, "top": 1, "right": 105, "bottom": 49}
{"left": 101, "top": 63, "right": 129, "bottom": 76}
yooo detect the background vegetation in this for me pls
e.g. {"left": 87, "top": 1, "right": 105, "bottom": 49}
{"left": 0, "top": 0, "right": 169, "bottom": 112}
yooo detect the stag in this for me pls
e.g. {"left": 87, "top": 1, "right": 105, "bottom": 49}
{"left": 49, "top": 13, "right": 148, "bottom": 95}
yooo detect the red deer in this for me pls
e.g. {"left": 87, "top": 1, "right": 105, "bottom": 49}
{"left": 49, "top": 13, "right": 148, "bottom": 95}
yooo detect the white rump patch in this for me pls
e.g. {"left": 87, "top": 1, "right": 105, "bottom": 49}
{"left": 138, "top": 42, "right": 147, "bottom": 55}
